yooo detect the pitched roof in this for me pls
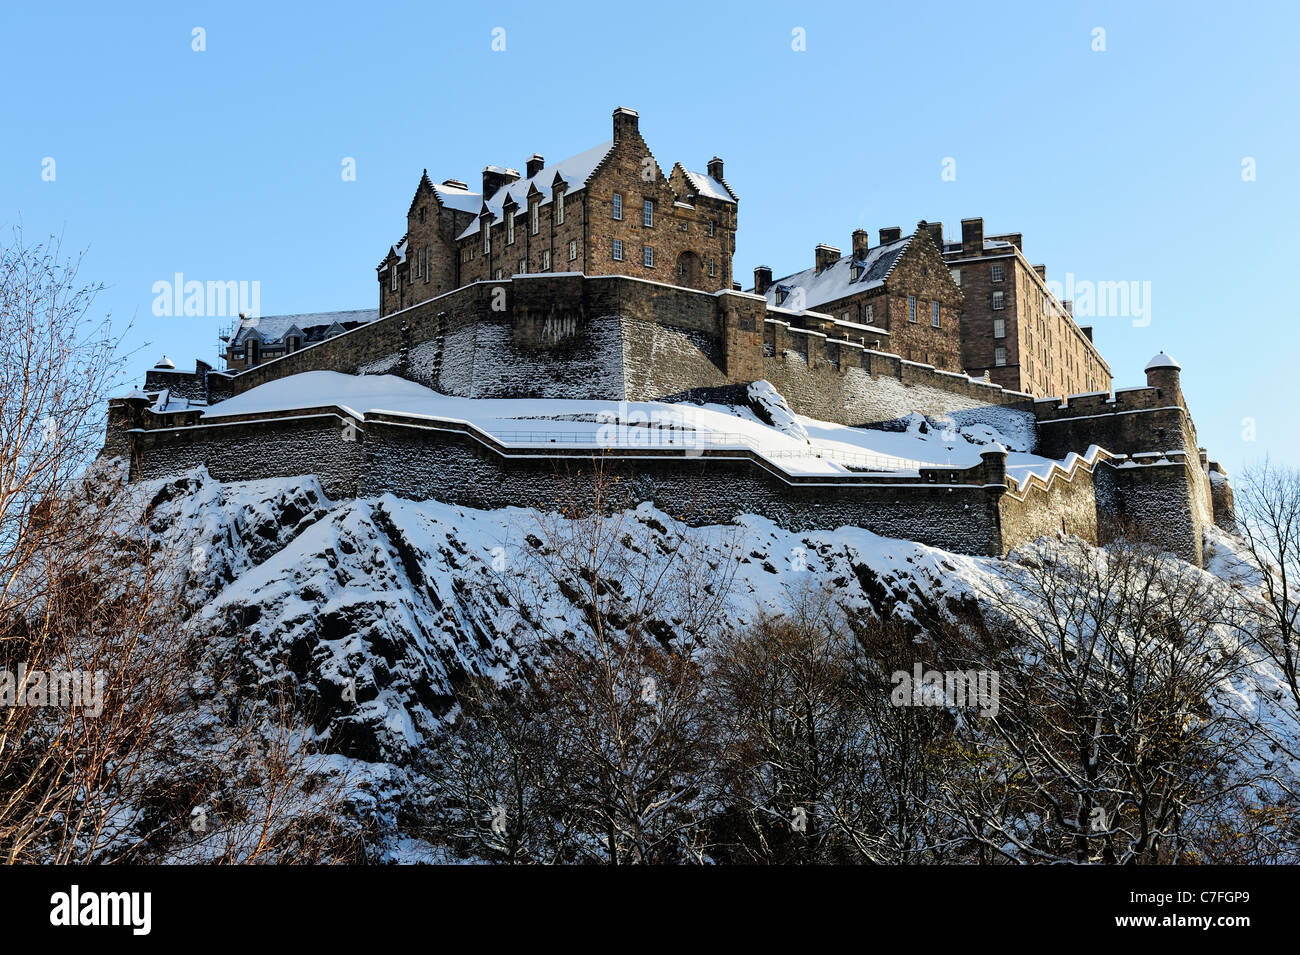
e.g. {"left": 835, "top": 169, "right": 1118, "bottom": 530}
{"left": 230, "top": 309, "right": 380, "bottom": 346}
{"left": 681, "top": 168, "right": 737, "bottom": 203}
{"left": 758, "top": 236, "right": 912, "bottom": 311}
{"left": 431, "top": 179, "right": 482, "bottom": 214}
{"left": 456, "top": 140, "right": 615, "bottom": 239}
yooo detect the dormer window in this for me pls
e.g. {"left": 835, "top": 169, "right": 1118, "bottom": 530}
{"left": 507, "top": 213, "right": 515, "bottom": 244}
{"left": 530, "top": 201, "right": 539, "bottom": 235}
{"left": 850, "top": 264, "right": 861, "bottom": 281}
{"left": 390, "top": 267, "right": 397, "bottom": 292}
{"left": 484, "top": 226, "right": 491, "bottom": 255}
{"left": 556, "top": 190, "right": 565, "bottom": 224}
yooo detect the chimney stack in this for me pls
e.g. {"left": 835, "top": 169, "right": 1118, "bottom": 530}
{"left": 612, "top": 106, "right": 639, "bottom": 144}
{"left": 851, "top": 229, "right": 870, "bottom": 260}
{"left": 482, "top": 165, "right": 520, "bottom": 199}
{"left": 707, "top": 156, "right": 724, "bottom": 181}
{"left": 879, "top": 226, "right": 902, "bottom": 244}
{"left": 961, "top": 217, "right": 984, "bottom": 252}
{"left": 754, "top": 265, "right": 773, "bottom": 295}
{"left": 815, "top": 244, "right": 840, "bottom": 274}
{"left": 1032, "top": 264, "right": 1047, "bottom": 280}
{"left": 924, "top": 221, "right": 944, "bottom": 250}
{"left": 1079, "top": 323, "right": 1092, "bottom": 342}
{"left": 526, "top": 154, "right": 545, "bottom": 178}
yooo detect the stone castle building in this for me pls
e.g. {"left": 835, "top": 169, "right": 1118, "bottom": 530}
{"left": 107, "top": 107, "right": 1234, "bottom": 570}
{"left": 376, "top": 107, "right": 737, "bottom": 317}
{"left": 942, "top": 218, "right": 1110, "bottom": 398}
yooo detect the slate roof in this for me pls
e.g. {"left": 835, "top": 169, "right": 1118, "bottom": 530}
{"left": 758, "top": 236, "right": 912, "bottom": 311}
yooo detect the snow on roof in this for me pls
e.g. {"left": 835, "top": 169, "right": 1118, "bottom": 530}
{"left": 682, "top": 169, "right": 736, "bottom": 203}
{"left": 231, "top": 309, "right": 380, "bottom": 346}
{"left": 1144, "top": 351, "right": 1181, "bottom": 372}
{"left": 758, "top": 236, "right": 912, "bottom": 311}
{"left": 154, "top": 355, "right": 175, "bottom": 369}
{"left": 431, "top": 181, "right": 482, "bottom": 214}
{"left": 456, "top": 140, "right": 615, "bottom": 239}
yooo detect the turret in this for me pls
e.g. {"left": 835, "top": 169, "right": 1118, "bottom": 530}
{"left": 1144, "top": 351, "right": 1183, "bottom": 407}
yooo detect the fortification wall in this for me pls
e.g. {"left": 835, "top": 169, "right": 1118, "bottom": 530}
{"left": 131, "top": 413, "right": 364, "bottom": 500}
{"left": 1095, "top": 459, "right": 1203, "bottom": 565}
{"left": 761, "top": 325, "right": 1037, "bottom": 437}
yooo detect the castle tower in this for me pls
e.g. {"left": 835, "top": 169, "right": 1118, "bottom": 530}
{"left": 1144, "top": 351, "right": 1183, "bottom": 408}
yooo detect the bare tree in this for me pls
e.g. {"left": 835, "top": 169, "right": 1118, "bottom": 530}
{"left": 1233, "top": 459, "right": 1300, "bottom": 721}
{"left": 428, "top": 459, "right": 736, "bottom": 863}
{"left": 958, "top": 538, "right": 1258, "bottom": 863}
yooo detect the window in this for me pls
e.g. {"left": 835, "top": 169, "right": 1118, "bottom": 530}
{"left": 643, "top": 245, "right": 654, "bottom": 268}
{"left": 992, "top": 291, "right": 1005, "bottom": 310}
{"left": 931, "top": 300, "right": 940, "bottom": 327}
{"left": 518, "top": 259, "right": 526, "bottom": 274}
{"left": 841, "top": 311, "right": 850, "bottom": 322}
{"left": 423, "top": 247, "right": 430, "bottom": 283}
{"left": 950, "top": 268, "right": 961, "bottom": 286}
{"left": 612, "top": 239, "right": 623, "bottom": 261}
{"left": 494, "top": 268, "right": 503, "bottom": 279}
{"left": 483, "top": 227, "right": 491, "bottom": 255}
{"left": 643, "top": 199, "right": 654, "bottom": 227}
{"left": 864, "top": 303, "right": 874, "bottom": 323}
{"left": 993, "top": 318, "right": 1006, "bottom": 339}
{"left": 707, "top": 220, "right": 715, "bottom": 237}
{"left": 908, "top": 295, "right": 917, "bottom": 323}
{"left": 568, "top": 239, "right": 577, "bottom": 261}
{"left": 995, "top": 346, "right": 1007, "bottom": 366}
{"left": 613, "top": 193, "right": 623, "bottom": 220}
{"left": 991, "top": 264, "right": 1004, "bottom": 283}
{"left": 708, "top": 258, "right": 716, "bottom": 277}
{"left": 850, "top": 264, "right": 861, "bottom": 281}
{"left": 507, "top": 213, "right": 515, "bottom": 245}
{"left": 247, "top": 340, "right": 260, "bottom": 365}
{"left": 530, "top": 201, "right": 539, "bottom": 236}
{"left": 556, "top": 191, "right": 565, "bottom": 224}
{"left": 390, "top": 267, "right": 397, "bottom": 292}
{"left": 542, "top": 248, "right": 551, "bottom": 270}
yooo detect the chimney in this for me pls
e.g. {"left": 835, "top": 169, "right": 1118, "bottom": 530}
{"left": 481, "top": 165, "right": 520, "bottom": 199}
{"left": 1033, "top": 264, "right": 1047, "bottom": 280}
{"left": 707, "top": 156, "right": 724, "bottom": 181}
{"left": 879, "top": 226, "right": 902, "bottom": 244}
{"left": 526, "top": 154, "right": 545, "bottom": 178}
{"left": 754, "top": 265, "right": 773, "bottom": 295}
{"left": 924, "top": 221, "right": 944, "bottom": 250}
{"left": 1079, "top": 323, "right": 1092, "bottom": 342}
{"left": 815, "top": 244, "right": 840, "bottom": 273}
{"left": 612, "top": 106, "right": 639, "bottom": 144}
{"left": 961, "top": 217, "right": 984, "bottom": 252}
{"left": 851, "top": 229, "right": 870, "bottom": 260}
{"left": 1065, "top": 300, "right": 1075, "bottom": 318}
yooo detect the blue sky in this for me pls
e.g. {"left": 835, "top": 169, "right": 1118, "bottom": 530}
{"left": 3, "top": 0, "right": 1296, "bottom": 476}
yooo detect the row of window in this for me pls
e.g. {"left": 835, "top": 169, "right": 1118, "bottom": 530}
{"left": 906, "top": 295, "right": 943, "bottom": 328}
{"left": 611, "top": 192, "right": 716, "bottom": 235}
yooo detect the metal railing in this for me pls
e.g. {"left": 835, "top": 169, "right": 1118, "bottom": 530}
{"left": 484, "top": 428, "right": 933, "bottom": 473}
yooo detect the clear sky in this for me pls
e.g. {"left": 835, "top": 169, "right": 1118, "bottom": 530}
{"left": 3, "top": 0, "right": 1296, "bottom": 477}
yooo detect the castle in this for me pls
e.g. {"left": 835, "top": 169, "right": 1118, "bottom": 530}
{"left": 109, "top": 108, "right": 1235, "bottom": 567}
